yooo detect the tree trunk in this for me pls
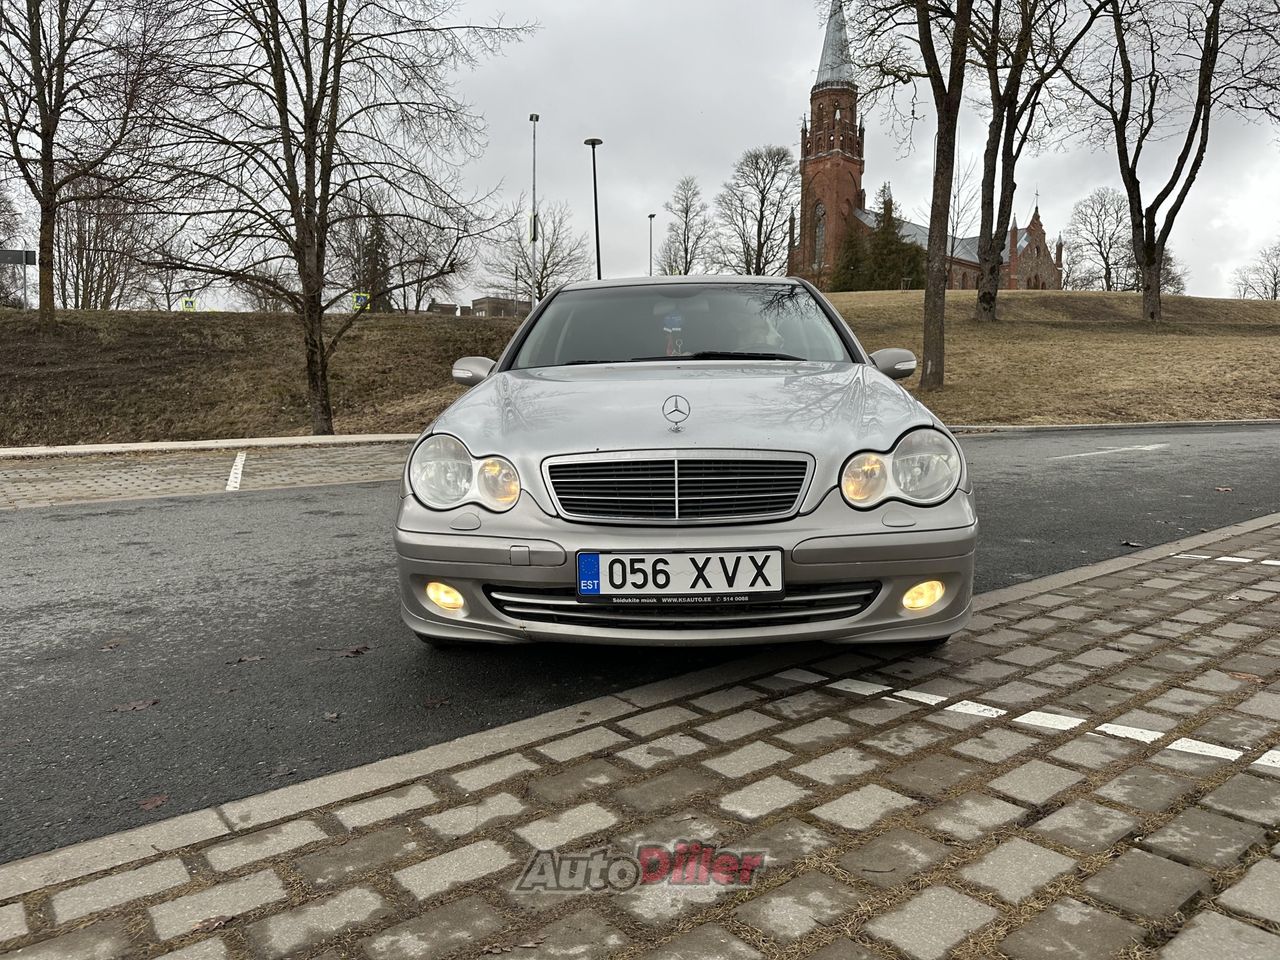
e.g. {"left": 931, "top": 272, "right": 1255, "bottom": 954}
{"left": 921, "top": 113, "right": 960, "bottom": 390}
{"left": 1140, "top": 256, "right": 1162, "bottom": 323}
{"left": 301, "top": 297, "right": 335, "bottom": 434}
{"left": 974, "top": 102, "right": 1002, "bottom": 323}
{"left": 38, "top": 202, "right": 56, "bottom": 320}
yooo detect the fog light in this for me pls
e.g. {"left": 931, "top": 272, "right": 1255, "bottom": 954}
{"left": 903, "top": 580, "right": 945, "bottom": 612}
{"left": 426, "top": 581, "right": 466, "bottom": 613}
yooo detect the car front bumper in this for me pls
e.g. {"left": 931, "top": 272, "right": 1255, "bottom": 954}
{"left": 394, "top": 487, "right": 976, "bottom": 646}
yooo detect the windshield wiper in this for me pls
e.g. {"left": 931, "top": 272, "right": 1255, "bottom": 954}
{"left": 629, "top": 351, "right": 806, "bottom": 362}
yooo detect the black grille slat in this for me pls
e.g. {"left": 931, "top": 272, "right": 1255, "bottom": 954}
{"left": 547, "top": 455, "right": 808, "bottom": 523}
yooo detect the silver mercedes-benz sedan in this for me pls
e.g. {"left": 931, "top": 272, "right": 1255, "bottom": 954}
{"left": 394, "top": 276, "right": 976, "bottom": 647}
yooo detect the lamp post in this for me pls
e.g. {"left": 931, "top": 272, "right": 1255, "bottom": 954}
{"left": 648, "top": 213, "right": 655, "bottom": 277}
{"left": 584, "top": 137, "right": 603, "bottom": 280}
{"left": 529, "top": 113, "right": 539, "bottom": 312}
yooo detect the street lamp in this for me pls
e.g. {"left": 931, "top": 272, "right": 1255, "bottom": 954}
{"left": 584, "top": 137, "right": 603, "bottom": 280}
{"left": 648, "top": 213, "right": 656, "bottom": 277}
{"left": 529, "top": 113, "right": 539, "bottom": 313}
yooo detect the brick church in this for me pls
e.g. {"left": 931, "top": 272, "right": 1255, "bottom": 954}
{"left": 786, "top": 2, "right": 1064, "bottom": 291}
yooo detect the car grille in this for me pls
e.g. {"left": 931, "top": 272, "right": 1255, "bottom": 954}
{"left": 544, "top": 455, "right": 811, "bottom": 523}
{"left": 484, "top": 581, "right": 880, "bottom": 630}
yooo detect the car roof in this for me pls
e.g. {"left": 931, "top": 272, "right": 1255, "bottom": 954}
{"left": 560, "top": 275, "right": 804, "bottom": 292}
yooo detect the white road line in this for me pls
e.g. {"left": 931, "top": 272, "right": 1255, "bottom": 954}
{"left": 1167, "top": 737, "right": 1243, "bottom": 761}
{"left": 1217, "top": 556, "right": 1254, "bottom": 563}
{"left": 1172, "top": 553, "right": 1212, "bottom": 560}
{"left": 1096, "top": 722, "right": 1165, "bottom": 743}
{"left": 1012, "top": 710, "right": 1086, "bottom": 731}
{"left": 827, "top": 679, "right": 893, "bottom": 696}
{"left": 225, "top": 451, "right": 247, "bottom": 492}
{"left": 1253, "top": 749, "right": 1280, "bottom": 770}
{"left": 898, "top": 690, "right": 947, "bottom": 706}
{"left": 946, "top": 700, "right": 1007, "bottom": 718}
{"left": 1261, "top": 560, "right": 1280, "bottom": 566}
{"left": 1047, "top": 443, "right": 1169, "bottom": 461}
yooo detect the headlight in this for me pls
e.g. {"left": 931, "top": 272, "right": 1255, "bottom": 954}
{"left": 408, "top": 435, "right": 521, "bottom": 511}
{"left": 839, "top": 428, "right": 961, "bottom": 508}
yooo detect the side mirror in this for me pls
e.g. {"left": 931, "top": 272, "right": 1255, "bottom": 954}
{"left": 870, "top": 348, "right": 918, "bottom": 381}
{"left": 452, "top": 356, "right": 496, "bottom": 386}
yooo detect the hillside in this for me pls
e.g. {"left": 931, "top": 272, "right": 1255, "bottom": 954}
{"left": 1, "top": 290, "right": 1277, "bottom": 446}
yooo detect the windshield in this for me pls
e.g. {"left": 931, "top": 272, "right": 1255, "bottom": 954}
{"left": 510, "top": 283, "right": 853, "bottom": 369}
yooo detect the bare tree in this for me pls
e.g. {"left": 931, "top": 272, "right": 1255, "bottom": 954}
{"left": 161, "top": 0, "right": 529, "bottom": 433}
{"left": 969, "top": 0, "right": 1101, "bottom": 321}
{"left": 1063, "top": 186, "right": 1129, "bottom": 290}
{"left": 484, "top": 200, "right": 590, "bottom": 300}
{"left": 1233, "top": 239, "right": 1280, "bottom": 299}
{"left": 1061, "top": 0, "right": 1277, "bottom": 322}
{"left": 0, "top": 185, "right": 21, "bottom": 307}
{"left": 710, "top": 146, "right": 800, "bottom": 276}
{"left": 0, "top": 0, "right": 187, "bottom": 318}
{"left": 947, "top": 155, "right": 980, "bottom": 279}
{"left": 657, "top": 176, "right": 712, "bottom": 276}
{"left": 852, "top": 0, "right": 977, "bottom": 388}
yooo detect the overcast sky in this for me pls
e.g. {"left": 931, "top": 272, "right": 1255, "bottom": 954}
{"left": 454, "top": 0, "right": 1280, "bottom": 301}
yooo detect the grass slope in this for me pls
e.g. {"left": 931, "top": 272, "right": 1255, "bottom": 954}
{"left": 1, "top": 289, "right": 1276, "bottom": 446}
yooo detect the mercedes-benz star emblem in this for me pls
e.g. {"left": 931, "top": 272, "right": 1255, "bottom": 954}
{"left": 662, "top": 394, "right": 691, "bottom": 430}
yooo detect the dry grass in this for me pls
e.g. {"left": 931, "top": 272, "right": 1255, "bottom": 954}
{"left": 1, "top": 289, "right": 1277, "bottom": 446}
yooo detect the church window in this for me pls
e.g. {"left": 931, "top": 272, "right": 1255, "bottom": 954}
{"left": 813, "top": 202, "right": 826, "bottom": 269}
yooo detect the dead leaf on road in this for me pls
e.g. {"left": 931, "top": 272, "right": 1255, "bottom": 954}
{"left": 192, "top": 916, "right": 233, "bottom": 934}
{"left": 111, "top": 699, "right": 159, "bottom": 713}
{"left": 423, "top": 698, "right": 451, "bottom": 710}
{"left": 1228, "top": 671, "right": 1263, "bottom": 683}
{"left": 100, "top": 641, "right": 122, "bottom": 651}
{"left": 139, "top": 795, "right": 168, "bottom": 811}
{"left": 226, "top": 655, "right": 265, "bottom": 665}
{"left": 323, "top": 712, "right": 341, "bottom": 722}
{"left": 317, "top": 645, "right": 371, "bottom": 658}
{"left": 1215, "top": 486, "right": 1233, "bottom": 492}
{"left": 1122, "top": 540, "right": 1145, "bottom": 548}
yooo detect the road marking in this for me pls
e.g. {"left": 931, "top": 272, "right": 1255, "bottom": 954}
{"left": 898, "top": 689, "right": 947, "bottom": 705}
{"left": 1173, "top": 553, "right": 1212, "bottom": 560}
{"left": 1262, "top": 560, "right": 1280, "bottom": 566}
{"left": 1012, "top": 710, "right": 1086, "bottom": 731}
{"left": 1217, "top": 556, "right": 1253, "bottom": 563}
{"left": 225, "top": 451, "right": 247, "bottom": 492}
{"left": 1253, "top": 749, "right": 1280, "bottom": 769}
{"left": 1096, "top": 722, "right": 1165, "bottom": 743}
{"left": 946, "top": 700, "right": 1007, "bottom": 718}
{"left": 1047, "top": 443, "right": 1169, "bottom": 461}
{"left": 827, "top": 679, "right": 893, "bottom": 696}
{"left": 1167, "top": 737, "right": 1243, "bottom": 761}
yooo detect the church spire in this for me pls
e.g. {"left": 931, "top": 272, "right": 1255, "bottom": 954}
{"left": 815, "top": 1, "right": 856, "bottom": 89}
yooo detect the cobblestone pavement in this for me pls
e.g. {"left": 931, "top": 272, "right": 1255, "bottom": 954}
{"left": 0, "top": 445, "right": 409, "bottom": 509}
{"left": 3, "top": 521, "right": 1280, "bottom": 960}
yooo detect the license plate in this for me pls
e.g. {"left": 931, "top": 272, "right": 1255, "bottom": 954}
{"left": 576, "top": 549, "right": 784, "bottom": 603}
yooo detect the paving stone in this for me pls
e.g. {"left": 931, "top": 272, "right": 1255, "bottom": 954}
{"left": 518, "top": 908, "right": 631, "bottom": 959}
{"left": 735, "top": 871, "right": 865, "bottom": 941}
{"left": 1145, "top": 650, "right": 1210, "bottom": 673}
{"left": 844, "top": 700, "right": 920, "bottom": 727}
{"left": 952, "top": 660, "right": 1020, "bottom": 683}
{"left": 996, "top": 645, "right": 1059, "bottom": 666}
{"left": 958, "top": 837, "right": 1075, "bottom": 903}
{"left": 1193, "top": 713, "right": 1276, "bottom": 749}
{"left": 1201, "top": 774, "right": 1280, "bottom": 826}
{"left": 1048, "top": 733, "right": 1141, "bottom": 770}
{"left": 984, "top": 681, "right": 1053, "bottom": 705}
{"left": 333, "top": 782, "right": 438, "bottom": 830}
{"left": 999, "top": 897, "right": 1143, "bottom": 960}
{"left": 150, "top": 869, "right": 287, "bottom": 941}
{"left": 617, "top": 875, "right": 730, "bottom": 925}
{"left": 864, "top": 887, "right": 998, "bottom": 960}
{"left": 952, "top": 727, "right": 1039, "bottom": 763}
{"left": 860, "top": 722, "right": 946, "bottom": 756}
{"left": 617, "top": 706, "right": 701, "bottom": 737}
{"left": 1110, "top": 708, "right": 1180, "bottom": 732}
{"left": 393, "top": 840, "right": 515, "bottom": 900}
{"left": 1187, "top": 669, "right": 1250, "bottom": 693}
{"left": 924, "top": 709, "right": 987, "bottom": 731}
{"left": 1217, "top": 857, "right": 1280, "bottom": 924}
{"left": 447, "top": 753, "right": 539, "bottom": 793}
{"left": 791, "top": 746, "right": 881, "bottom": 785}
{"left": 719, "top": 776, "right": 810, "bottom": 820}
{"left": 1158, "top": 910, "right": 1280, "bottom": 960}
{"left": 990, "top": 760, "right": 1084, "bottom": 806}
{"left": 1141, "top": 806, "right": 1266, "bottom": 868}
{"left": 246, "top": 886, "right": 391, "bottom": 960}
{"left": 917, "top": 792, "right": 1025, "bottom": 841}
{"left": 51, "top": 856, "right": 190, "bottom": 923}
{"left": 529, "top": 760, "right": 625, "bottom": 803}
{"left": 702, "top": 741, "right": 792, "bottom": 778}
{"left": 516, "top": 803, "right": 618, "bottom": 849}
{"left": 538, "top": 727, "right": 630, "bottom": 763}
{"left": 614, "top": 767, "right": 716, "bottom": 813}
{"left": 838, "top": 828, "right": 951, "bottom": 889}
{"left": 617, "top": 734, "right": 706, "bottom": 770}
{"left": 1237, "top": 690, "right": 1280, "bottom": 721}
{"left": 884, "top": 754, "right": 986, "bottom": 797}
{"left": 774, "top": 716, "right": 853, "bottom": 748}
{"left": 613, "top": 810, "right": 732, "bottom": 850}
{"left": 1060, "top": 683, "right": 1134, "bottom": 713}
{"left": 1108, "top": 666, "right": 1172, "bottom": 692}
{"left": 1148, "top": 747, "right": 1231, "bottom": 775}
{"left": 763, "top": 689, "right": 842, "bottom": 720}
{"left": 0, "top": 903, "right": 27, "bottom": 943}
{"left": 811, "top": 784, "right": 916, "bottom": 831}
{"left": 362, "top": 895, "right": 506, "bottom": 960}
{"left": 1030, "top": 799, "right": 1141, "bottom": 854}
{"left": 1082, "top": 848, "right": 1209, "bottom": 919}
{"left": 695, "top": 709, "right": 780, "bottom": 742}
{"left": 295, "top": 825, "right": 421, "bottom": 886}
{"left": 688, "top": 686, "right": 764, "bottom": 712}
{"left": 155, "top": 941, "right": 228, "bottom": 960}
{"left": 1070, "top": 647, "right": 1132, "bottom": 668}
{"left": 639, "top": 923, "right": 761, "bottom": 959}
{"left": 757, "top": 667, "right": 829, "bottom": 690}
{"left": 1094, "top": 766, "right": 1193, "bottom": 813}
{"left": 807, "top": 940, "right": 890, "bottom": 960}
{"left": 204, "top": 821, "right": 329, "bottom": 873}
{"left": 878, "top": 656, "right": 949, "bottom": 680}
{"left": 3, "top": 921, "right": 131, "bottom": 960}
{"left": 739, "top": 817, "right": 834, "bottom": 871}
{"left": 1025, "top": 662, "right": 1092, "bottom": 687}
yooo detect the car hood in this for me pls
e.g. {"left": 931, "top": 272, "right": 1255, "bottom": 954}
{"left": 430, "top": 361, "right": 935, "bottom": 459}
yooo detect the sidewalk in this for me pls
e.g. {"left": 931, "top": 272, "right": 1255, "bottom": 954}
{"left": 2, "top": 518, "right": 1279, "bottom": 959}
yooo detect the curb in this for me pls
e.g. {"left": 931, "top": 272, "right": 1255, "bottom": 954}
{"left": 4, "top": 508, "right": 1278, "bottom": 893}
{"left": 0, "top": 434, "right": 418, "bottom": 461}
{"left": 951, "top": 418, "right": 1280, "bottom": 434}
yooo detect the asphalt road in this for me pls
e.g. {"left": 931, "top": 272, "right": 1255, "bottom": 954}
{"left": 2, "top": 424, "right": 1278, "bottom": 861}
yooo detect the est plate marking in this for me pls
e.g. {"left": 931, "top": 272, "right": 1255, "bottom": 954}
{"left": 577, "top": 549, "right": 784, "bottom": 603}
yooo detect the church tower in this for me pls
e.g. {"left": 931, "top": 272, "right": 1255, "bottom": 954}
{"left": 789, "top": 1, "right": 865, "bottom": 285}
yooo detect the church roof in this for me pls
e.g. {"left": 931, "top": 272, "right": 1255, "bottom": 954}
{"left": 815, "top": 1, "right": 856, "bottom": 88}
{"left": 852, "top": 207, "right": 1034, "bottom": 264}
